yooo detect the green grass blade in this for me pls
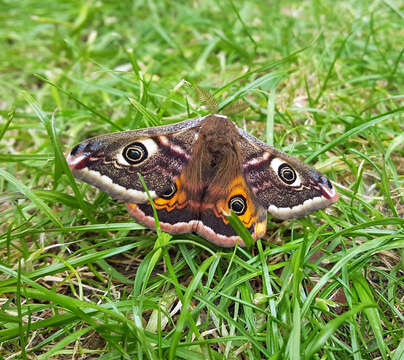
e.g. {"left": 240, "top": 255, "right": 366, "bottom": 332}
{"left": 0, "top": 168, "right": 63, "bottom": 227}
{"left": 392, "top": 337, "right": 404, "bottom": 360}
{"left": 22, "top": 91, "right": 96, "bottom": 222}
{"left": 129, "top": 97, "right": 160, "bottom": 127}
{"left": 351, "top": 271, "right": 388, "bottom": 360}
{"left": 33, "top": 74, "right": 123, "bottom": 131}
{"left": 306, "top": 107, "right": 404, "bottom": 162}
{"left": 226, "top": 211, "right": 254, "bottom": 248}
{"left": 304, "top": 304, "right": 371, "bottom": 360}
{"left": 37, "top": 327, "right": 92, "bottom": 360}
{"left": 219, "top": 71, "right": 286, "bottom": 110}
{"left": 168, "top": 255, "right": 217, "bottom": 360}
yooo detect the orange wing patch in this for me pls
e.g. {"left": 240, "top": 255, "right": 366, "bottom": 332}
{"left": 127, "top": 174, "right": 267, "bottom": 243}
{"left": 153, "top": 177, "right": 191, "bottom": 211}
{"left": 209, "top": 176, "right": 263, "bottom": 229}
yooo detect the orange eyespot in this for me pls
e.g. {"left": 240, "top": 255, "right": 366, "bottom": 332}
{"left": 228, "top": 195, "right": 247, "bottom": 215}
{"left": 212, "top": 176, "right": 257, "bottom": 229}
{"left": 160, "top": 183, "right": 177, "bottom": 199}
{"left": 153, "top": 178, "right": 187, "bottom": 211}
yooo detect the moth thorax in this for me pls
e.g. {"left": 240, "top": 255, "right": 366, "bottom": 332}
{"left": 203, "top": 129, "right": 239, "bottom": 165}
{"left": 200, "top": 115, "right": 239, "bottom": 144}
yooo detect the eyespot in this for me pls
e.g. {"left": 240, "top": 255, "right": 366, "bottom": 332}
{"left": 270, "top": 157, "right": 301, "bottom": 187}
{"left": 160, "top": 183, "right": 177, "bottom": 199}
{"left": 123, "top": 143, "right": 148, "bottom": 164}
{"left": 278, "top": 163, "right": 297, "bottom": 184}
{"left": 228, "top": 195, "right": 247, "bottom": 215}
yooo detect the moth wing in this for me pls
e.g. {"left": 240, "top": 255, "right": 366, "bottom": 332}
{"left": 126, "top": 176, "right": 199, "bottom": 237}
{"left": 197, "top": 174, "right": 267, "bottom": 247}
{"left": 126, "top": 171, "right": 268, "bottom": 248}
{"left": 237, "top": 128, "right": 338, "bottom": 220}
{"left": 67, "top": 117, "right": 204, "bottom": 203}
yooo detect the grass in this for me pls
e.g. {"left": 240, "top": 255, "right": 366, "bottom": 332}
{"left": 0, "top": 0, "right": 403, "bottom": 359}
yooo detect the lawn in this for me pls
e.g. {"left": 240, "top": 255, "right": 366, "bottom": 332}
{"left": 0, "top": 0, "right": 403, "bottom": 359}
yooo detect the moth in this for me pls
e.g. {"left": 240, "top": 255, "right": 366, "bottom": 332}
{"left": 67, "top": 114, "right": 338, "bottom": 247}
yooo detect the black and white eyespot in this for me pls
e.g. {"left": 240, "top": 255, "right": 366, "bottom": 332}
{"left": 228, "top": 195, "right": 247, "bottom": 215}
{"left": 123, "top": 143, "right": 147, "bottom": 164}
{"left": 278, "top": 163, "right": 297, "bottom": 184}
{"left": 160, "top": 183, "right": 177, "bottom": 199}
{"left": 270, "top": 158, "right": 301, "bottom": 186}
{"left": 116, "top": 139, "right": 158, "bottom": 166}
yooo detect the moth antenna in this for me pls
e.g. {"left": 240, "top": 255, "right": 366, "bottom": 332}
{"left": 222, "top": 99, "right": 250, "bottom": 116}
{"left": 184, "top": 81, "right": 219, "bottom": 114}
